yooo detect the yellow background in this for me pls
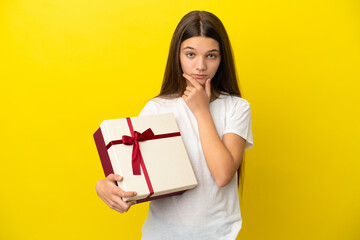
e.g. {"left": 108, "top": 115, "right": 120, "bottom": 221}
{"left": 1, "top": 0, "right": 359, "bottom": 239}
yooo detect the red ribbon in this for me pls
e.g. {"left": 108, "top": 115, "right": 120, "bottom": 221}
{"left": 122, "top": 128, "right": 155, "bottom": 175}
{"left": 106, "top": 117, "right": 181, "bottom": 198}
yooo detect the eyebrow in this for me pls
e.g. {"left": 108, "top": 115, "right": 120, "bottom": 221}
{"left": 182, "top": 46, "right": 220, "bottom": 52}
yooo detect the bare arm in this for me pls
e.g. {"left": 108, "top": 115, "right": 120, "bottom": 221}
{"left": 196, "top": 111, "right": 246, "bottom": 187}
{"left": 182, "top": 73, "right": 246, "bottom": 187}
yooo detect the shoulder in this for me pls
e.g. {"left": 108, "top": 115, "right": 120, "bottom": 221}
{"left": 221, "top": 94, "right": 254, "bottom": 148}
{"left": 146, "top": 96, "right": 180, "bottom": 108}
{"left": 217, "top": 93, "right": 251, "bottom": 111}
{"left": 139, "top": 96, "right": 181, "bottom": 116}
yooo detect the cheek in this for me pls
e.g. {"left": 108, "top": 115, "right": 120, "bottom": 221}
{"left": 179, "top": 56, "right": 184, "bottom": 70}
{"left": 180, "top": 57, "right": 190, "bottom": 73}
{"left": 211, "top": 61, "right": 221, "bottom": 75}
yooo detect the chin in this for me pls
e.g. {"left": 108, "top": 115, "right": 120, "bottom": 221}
{"left": 193, "top": 80, "right": 204, "bottom": 86}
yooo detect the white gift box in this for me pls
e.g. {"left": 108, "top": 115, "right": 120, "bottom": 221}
{"left": 94, "top": 113, "right": 198, "bottom": 202}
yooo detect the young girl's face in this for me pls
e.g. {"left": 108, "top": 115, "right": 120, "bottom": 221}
{"left": 180, "top": 36, "right": 221, "bottom": 87}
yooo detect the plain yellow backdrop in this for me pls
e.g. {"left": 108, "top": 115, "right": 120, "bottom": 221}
{"left": 1, "top": 0, "right": 359, "bottom": 239}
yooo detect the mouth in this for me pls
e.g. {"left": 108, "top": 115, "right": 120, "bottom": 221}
{"left": 193, "top": 74, "right": 207, "bottom": 79}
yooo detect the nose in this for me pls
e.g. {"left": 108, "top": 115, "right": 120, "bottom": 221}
{"left": 195, "top": 57, "right": 207, "bottom": 71}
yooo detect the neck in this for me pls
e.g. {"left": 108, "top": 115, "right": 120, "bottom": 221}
{"left": 210, "top": 90, "right": 220, "bottom": 102}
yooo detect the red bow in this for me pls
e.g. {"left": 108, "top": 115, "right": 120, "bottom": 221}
{"left": 104, "top": 117, "right": 181, "bottom": 199}
{"left": 122, "top": 128, "right": 154, "bottom": 175}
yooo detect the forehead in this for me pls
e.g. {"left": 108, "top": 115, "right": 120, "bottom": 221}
{"left": 180, "top": 37, "right": 219, "bottom": 51}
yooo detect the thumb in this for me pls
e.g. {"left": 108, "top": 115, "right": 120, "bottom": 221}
{"left": 205, "top": 78, "right": 211, "bottom": 99}
{"left": 107, "top": 173, "right": 123, "bottom": 182}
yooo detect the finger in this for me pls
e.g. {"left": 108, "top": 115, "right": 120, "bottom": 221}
{"left": 205, "top": 78, "right": 211, "bottom": 98}
{"left": 108, "top": 199, "right": 125, "bottom": 213}
{"left": 118, "top": 198, "right": 133, "bottom": 211}
{"left": 185, "top": 86, "right": 195, "bottom": 91}
{"left": 126, "top": 200, "right": 137, "bottom": 210}
{"left": 113, "top": 206, "right": 125, "bottom": 213}
{"left": 125, "top": 201, "right": 135, "bottom": 209}
{"left": 101, "top": 196, "right": 112, "bottom": 208}
{"left": 118, "top": 202, "right": 133, "bottom": 213}
{"left": 111, "top": 186, "right": 137, "bottom": 199}
{"left": 183, "top": 90, "right": 191, "bottom": 96}
{"left": 107, "top": 173, "right": 123, "bottom": 182}
{"left": 183, "top": 73, "right": 201, "bottom": 88}
{"left": 121, "top": 191, "right": 137, "bottom": 198}
{"left": 111, "top": 186, "right": 125, "bottom": 198}
{"left": 109, "top": 193, "right": 130, "bottom": 212}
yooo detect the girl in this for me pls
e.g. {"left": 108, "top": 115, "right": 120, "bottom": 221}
{"left": 96, "top": 10, "right": 253, "bottom": 239}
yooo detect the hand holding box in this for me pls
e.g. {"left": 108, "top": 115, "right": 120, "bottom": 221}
{"left": 94, "top": 113, "right": 198, "bottom": 203}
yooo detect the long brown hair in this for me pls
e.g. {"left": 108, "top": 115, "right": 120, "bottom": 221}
{"left": 158, "top": 11, "right": 245, "bottom": 191}
{"left": 159, "top": 10, "right": 241, "bottom": 98}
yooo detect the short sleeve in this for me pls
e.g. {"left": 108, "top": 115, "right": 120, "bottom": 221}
{"left": 224, "top": 98, "right": 254, "bottom": 149}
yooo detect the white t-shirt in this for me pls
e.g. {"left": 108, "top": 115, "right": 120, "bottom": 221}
{"left": 139, "top": 94, "right": 253, "bottom": 240}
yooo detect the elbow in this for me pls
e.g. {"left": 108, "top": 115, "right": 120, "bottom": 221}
{"left": 214, "top": 174, "right": 233, "bottom": 188}
{"left": 210, "top": 153, "right": 242, "bottom": 187}
{"left": 213, "top": 160, "right": 241, "bottom": 188}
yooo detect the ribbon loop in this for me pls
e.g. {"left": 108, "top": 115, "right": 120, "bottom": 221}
{"left": 105, "top": 118, "right": 180, "bottom": 198}
{"left": 138, "top": 128, "right": 155, "bottom": 140}
{"left": 121, "top": 128, "right": 155, "bottom": 175}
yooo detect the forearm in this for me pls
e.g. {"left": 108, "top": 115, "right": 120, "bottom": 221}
{"left": 196, "top": 110, "right": 238, "bottom": 187}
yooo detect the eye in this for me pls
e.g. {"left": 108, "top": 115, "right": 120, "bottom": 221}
{"left": 208, "top": 54, "right": 217, "bottom": 59}
{"left": 186, "top": 52, "right": 195, "bottom": 58}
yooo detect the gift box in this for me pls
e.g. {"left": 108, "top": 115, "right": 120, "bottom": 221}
{"left": 93, "top": 113, "right": 198, "bottom": 203}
